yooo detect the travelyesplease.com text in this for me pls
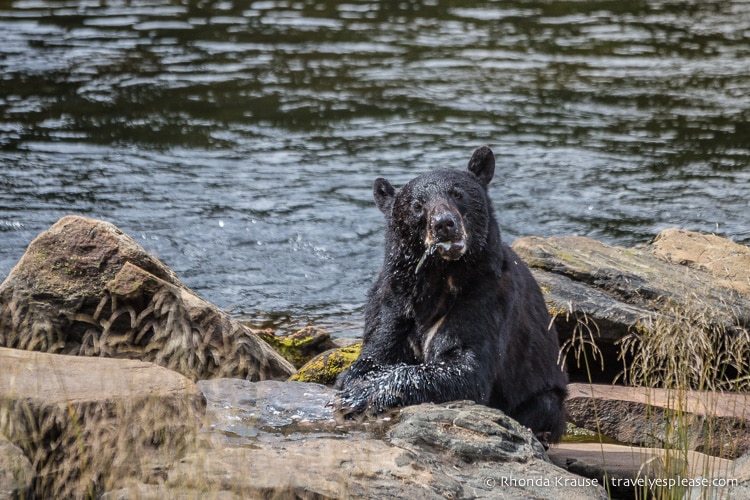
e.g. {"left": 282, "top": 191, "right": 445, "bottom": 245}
{"left": 484, "top": 475, "right": 738, "bottom": 490}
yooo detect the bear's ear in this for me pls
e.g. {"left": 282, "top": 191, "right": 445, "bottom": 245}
{"left": 373, "top": 177, "right": 396, "bottom": 214}
{"left": 467, "top": 145, "right": 495, "bottom": 186}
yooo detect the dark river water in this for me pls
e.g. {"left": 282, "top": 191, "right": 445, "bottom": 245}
{"left": 1, "top": 0, "right": 749, "bottom": 336}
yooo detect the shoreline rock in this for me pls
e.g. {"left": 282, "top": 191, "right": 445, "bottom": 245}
{"left": 512, "top": 230, "right": 750, "bottom": 384}
{"left": 0, "top": 435, "right": 32, "bottom": 500}
{"left": 2, "top": 217, "right": 749, "bottom": 498}
{"left": 566, "top": 383, "right": 750, "bottom": 459}
{"left": 289, "top": 342, "right": 362, "bottom": 385}
{"left": 0, "top": 347, "right": 205, "bottom": 497}
{"left": 649, "top": 228, "right": 750, "bottom": 295}
{"left": 0, "top": 215, "right": 294, "bottom": 381}
{"left": 257, "top": 325, "right": 336, "bottom": 369}
{"left": 106, "top": 380, "right": 608, "bottom": 499}
{"left": 548, "top": 442, "right": 733, "bottom": 499}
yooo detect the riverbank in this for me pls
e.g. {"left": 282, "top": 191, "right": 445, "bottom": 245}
{"left": 3, "top": 0, "right": 750, "bottom": 334}
{"left": 1, "top": 215, "right": 748, "bottom": 499}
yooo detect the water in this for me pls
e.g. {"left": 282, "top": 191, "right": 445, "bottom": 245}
{"left": 196, "top": 379, "right": 341, "bottom": 444}
{"left": 1, "top": 0, "right": 749, "bottom": 336}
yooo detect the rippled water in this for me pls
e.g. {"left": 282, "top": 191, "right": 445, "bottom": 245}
{"left": 1, "top": 0, "right": 749, "bottom": 335}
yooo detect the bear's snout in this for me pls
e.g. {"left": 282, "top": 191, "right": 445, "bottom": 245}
{"left": 431, "top": 212, "right": 459, "bottom": 242}
{"left": 428, "top": 206, "right": 466, "bottom": 260}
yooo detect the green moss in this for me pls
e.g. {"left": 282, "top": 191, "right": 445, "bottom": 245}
{"left": 289, "top": 344, "right": 362, "bottom": 386}
{"left": 561, "top": 423, "right": 621, "bottom": 445}
{"left": 258, "top": 327, "right": 335, "bottom": 369}
{"left": 64, "top": 256, "right": 85, "bottom": 277}
{"left": 556, "top": 251, "right": 579, "bottom": 264}
{"left": 259, "top": 331, "right": 305, "bottom": 368}
{"left": 548, "top": 305, "right": 568, "bottom": 318}
{"left": 33, "top": 246, "right": 48, "bottom": 263}
{"left": 619, "top": 248, "right": 640, "bottom": 259}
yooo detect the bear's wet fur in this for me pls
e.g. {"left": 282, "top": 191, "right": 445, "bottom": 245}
{"left": 334, "top": 146, "right": 568, "bottom": 445}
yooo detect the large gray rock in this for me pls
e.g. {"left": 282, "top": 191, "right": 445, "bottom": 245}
{"left": 0, "top": 215, "right": 294, "bottom": 381}
{"left": 0, "top": 435, "right": 33, "bottom": 500}
{"left": 391, "top": 401, "right": 547, "bottom": 464}
{"left": 107, "top": 380, "right": 608, "bottom": 499}
{"left": 694, "top": 450, "right": 750, "bottom": 499}
{"left": 512, "top": 230, "right": 750, "bottom": 383}
{"left": 513, "top": 231, "right": 750, "bottom": 336}
{"left": 0, "top": 347, "right": 206, "bottom": 498}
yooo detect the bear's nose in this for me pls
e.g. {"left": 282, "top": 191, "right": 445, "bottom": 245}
{"left": 431, "top": 212, "right": 459, "bottom": 241}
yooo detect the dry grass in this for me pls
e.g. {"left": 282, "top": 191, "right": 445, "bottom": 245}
{"left": 615, "top": 294, "right": 750, "bottom": 499}
{"left": 557, "top": 306, "right": 605, "bottom": 380}
{"left": 0, "top": 383, "right": 203, "bottom": 498}
{"left": 618, "top": 293, "right": 750, "bottom": 394}
{"left": 556, "top": 291, "right": 750, "bottom": 500}
{"left": 0, "top": 263, "right": 294, "bottom": 383}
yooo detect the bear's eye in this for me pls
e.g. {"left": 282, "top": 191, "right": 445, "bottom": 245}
{"left": 450, "top": 189, "right": 463, "bottom": 201}
{"left": 411, "top": 200, "right": 423, "bottom": 214}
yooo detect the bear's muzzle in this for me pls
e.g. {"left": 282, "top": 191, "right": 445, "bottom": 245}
{"left": 427, "top": 207, "right": 467, "bottom": 260}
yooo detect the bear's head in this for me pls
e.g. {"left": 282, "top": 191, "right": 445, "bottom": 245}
{"left": 373, "top": 146, "right": 496, "bottom": 270}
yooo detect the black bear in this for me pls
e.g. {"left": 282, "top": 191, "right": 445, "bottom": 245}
{"left": 334, "top": 146, "right": 568, "bottom": 445}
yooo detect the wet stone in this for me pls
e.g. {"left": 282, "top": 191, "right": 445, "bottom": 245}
{"left": 197, "top": 379, "right": 342, "bottom": 444}
{"left": 181, "top": 381, "right": 608, "bottom": 500}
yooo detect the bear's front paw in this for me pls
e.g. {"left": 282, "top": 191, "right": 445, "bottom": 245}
{"left": 333, "top": 385, "right": 371, "bottom": 421}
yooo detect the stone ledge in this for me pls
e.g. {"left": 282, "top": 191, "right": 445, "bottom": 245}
{"left": 0, "top": 347, "right": 206, "bottom": 497}
{"left": 565, "top": 383, "right": 750, "bottom": 459}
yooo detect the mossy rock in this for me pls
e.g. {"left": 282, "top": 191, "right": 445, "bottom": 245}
{"left": 561, "top": 422, "right": 621, "bottom": 445}
{"left": 257, "top": 326, "right": 336, "bottom": 369}
{"left": 289, "top": 344, "right": 362, "bottom": 385}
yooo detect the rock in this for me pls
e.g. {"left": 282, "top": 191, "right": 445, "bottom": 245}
{"left": 257, "top": 325, "right": 336, "bottom": 369}
{"left": 565, "top": 383, "right": 750, "bottom": 459}
{"left": 391, "top": 402, "right": 548, "bottom": 463}
{"left": 514, "top": 232, "right": 750, "bottom": 330}
{"left": 0, "top": 347, "right": 206, "bottom": 498}
{"left": 332, "top": 336, "right": 363, "bottom": 348}
{"left": 512, "top": 230, "right": 750, "bottom": 383}
{"left": 0, "top": 215, "right": 295, "bottom": 381}
{"left": 106, "top": 380, "right": 608, "bottom": 499}
{"left": 196, "top": 378, "right": 340, "bottom": 439}
{"left": 695, "top": 449, "right": 750, "bottom": 499}
{"left": 549, "top": 442, "right": 732, "bottom": 499}
{"left": 649, "top": 228, "right": 750, "bottom": 295}
{"left": 0, "top": 435, "right": 33, "bottom": 500}
{"left": 289, "top": 343, "right": 361, "bottom": 385}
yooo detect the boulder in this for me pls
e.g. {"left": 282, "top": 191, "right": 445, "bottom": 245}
{"left": 649, "top": 228, "right": 750, "bottom": 295}
{"left": 0, "top": 347, "right": 206, "bottom": 498}
{"left": 0, "top": 215, "right": 294, "bottom": 381}
{"left": 0, "top": 435, "right": 33, "bottom": 500}
{"left": 694, "top": 450, "right": 750, "bottom": 499}
{"left": 565, "top": 383, "right": 750, "bottom": 459}
{"left": 289, "top": 343, "right": 361, "bottom": 385}
{"left": 257, "top": 325, "right": 336, "bottom": 369}
{"left": 512, "top": 230, "right": 750, "bottom": 383}
{"left": 390, "top": 402, "right": 547, "bottom": 463}
{"left": 106, "top": 380, "right": 608, "bottom": 499}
